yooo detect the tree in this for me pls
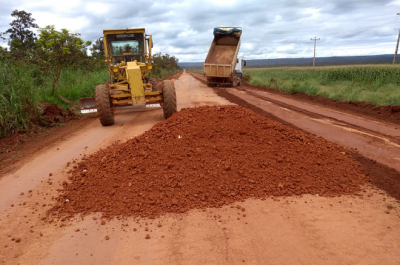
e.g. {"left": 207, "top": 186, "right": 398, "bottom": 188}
{"left": 6, "top": 10, "right": 39, "bottom": 59}
{"left": 37, "top": 26, "right": 91, "bottom": 96}
{"left": 90, "top": 38, "right": 105, "bottom": 60}
{"left": 151, "top": 52, "right": 181, "bottom": 78}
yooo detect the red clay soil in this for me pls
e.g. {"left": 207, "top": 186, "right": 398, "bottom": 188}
{"left": 213, "top": 88, "right": 400, "bottom": 201}
{"left": 0, "top": 114, "right": 94, "bottom": 176}
{"left": 40, "top": 103, "right": 77, "bottom": 126}
{"left": 49, "top": 105, "right": 369, "bottom": 220}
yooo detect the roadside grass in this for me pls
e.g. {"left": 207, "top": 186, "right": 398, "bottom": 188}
{"left": 0, "top": 62, "right": 39, "bottom": 137}
{"left": 190, "top": 69, "right": 204, "bottom": 74}
{"left": 151, "top": 67, "right": 181, "bottom": 80}
{"left": 38, "top": 68, "right": 109, "bottom": 108}
{"left": 244, "top": 65, "right": 400, "bottom": 106}
{"left": 0, "top": 61, "right": 181, "bottom": 137}
{"left": 0, "top": 62, "right": 108, "bottom": 137}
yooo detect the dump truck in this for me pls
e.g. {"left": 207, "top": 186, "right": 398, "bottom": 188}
{"left": 80, "top": 28, "right": 177, "bottom": 126}
{"left": 235, "top": 56, "right": 247, "bottom": 86}
{"left": 203, "top": 27, "right": 243, "bottom": 87}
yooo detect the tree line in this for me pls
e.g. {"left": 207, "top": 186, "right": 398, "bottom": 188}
{"left": 0, "top": 10, "right": 181, "bottom": 96}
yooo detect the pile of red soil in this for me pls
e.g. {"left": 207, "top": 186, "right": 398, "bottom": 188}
{"left": 49, "top": 105, "right": 369, "bottom": 219}
{"left": 39, "top": 103, "right": 76, "bottom": 126}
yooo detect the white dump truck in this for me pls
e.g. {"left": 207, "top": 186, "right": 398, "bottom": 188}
{"left": 203, "top": 27, "right": 245, "bottom": 87}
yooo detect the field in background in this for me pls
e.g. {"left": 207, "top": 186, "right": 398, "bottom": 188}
{"left": 244, "top": 65, "right": 400, "bottom": 106}
{"left": 189, "top": 64, "right": 400, "bottom": 106}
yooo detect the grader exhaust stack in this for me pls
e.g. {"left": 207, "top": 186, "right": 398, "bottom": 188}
{"left": 79, "top": 28, "right": 177, "bottom": 125}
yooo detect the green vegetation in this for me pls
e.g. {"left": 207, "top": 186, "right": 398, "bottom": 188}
{"left": 244, "top": 65, "right": 400, "bottom": 106}
{"left": 0, "top": 9, "right": 181, "bottom": 138}
{"left": 37, "top": 25, "right": 92, "bottom": 96}
{"left": 152, "top": 53, "right": 181, "bottom": 80}
{"left": 0, "top": 62, "right": 109, "bottom": 136}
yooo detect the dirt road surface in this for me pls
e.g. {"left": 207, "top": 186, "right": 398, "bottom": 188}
{"left": 1, "top": 72, "right": 399, "bottom": 265}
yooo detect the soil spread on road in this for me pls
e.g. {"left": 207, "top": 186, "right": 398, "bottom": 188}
{"left": 49, "top": 105, "right": 369, "bottom": 220}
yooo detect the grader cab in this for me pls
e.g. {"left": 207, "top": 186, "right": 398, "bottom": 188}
{"left": 80, "top": 28, "right": 177, "bottom": 126}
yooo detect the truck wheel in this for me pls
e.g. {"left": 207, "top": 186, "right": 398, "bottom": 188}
{"left": 162, "top": 80, "right": 177, "bottom": 119}
{"left": 236, "top": 76, "right": 241, "bottom": 86}
{"left": 95, "top": 84, "right": 114, "bottom": 126}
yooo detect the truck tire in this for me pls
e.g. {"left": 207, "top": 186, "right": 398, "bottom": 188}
{"left": 162, "top": 80, "right": 177, "bottom": 119}
{"left": 95, "top": 84, "right": 114, "bottom": 126}
{"left": 236, "top": 76, "right": 241, "bottom": 86}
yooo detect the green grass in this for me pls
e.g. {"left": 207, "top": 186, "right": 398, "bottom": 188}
{"left": 0, "top": 61, "right": 181, "bottom": 137}
{"left": 38, "top": 68, "right": 109, "bottom": 108}
{"left": 150, "top": 67, "right": 181, "bottom": 80}
{"left": 0, "top": 62, "right": 108, "bottom": 137}
{"left": 0, "top": 62, "right": 39, "bottom": 137}
{"left": 244, "top": 65, "right": 400, "bottom": 106}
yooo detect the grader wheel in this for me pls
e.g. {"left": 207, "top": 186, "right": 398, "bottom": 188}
{"left": 162, "top": 80, "right": 177, "bottom": 119}
{"left": 95, "top": 84, "right": 114, "bottom": 126}
{"left": 149, "top": 78, "right": 159, "bottom": 92}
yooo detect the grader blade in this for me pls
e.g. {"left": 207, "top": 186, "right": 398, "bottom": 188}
{"left": 80, "top": 97, "right": 97, "bottom": 113}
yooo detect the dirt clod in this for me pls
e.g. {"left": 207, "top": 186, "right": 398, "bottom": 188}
{"left": 15, "top": 238, "right": 21, "bottom": 243}
{"left": 105, "top": 235, "right": 109, "bottom": 240}
{"left": 145, "top": 234, "right": 150, "bottom": 239}
{"left": 49, "top": 105, "right": 368, "bottom": 220}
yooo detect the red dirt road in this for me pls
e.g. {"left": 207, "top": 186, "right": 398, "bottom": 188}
{"left": 0, "top": 72, "right": 399, "bottom": 265}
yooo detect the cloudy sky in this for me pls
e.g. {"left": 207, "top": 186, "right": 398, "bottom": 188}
{"left": 0, "top": 0, "right": 399, "bottom": 62}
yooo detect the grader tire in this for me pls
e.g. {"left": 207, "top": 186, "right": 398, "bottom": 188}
{"left": 162, "top": 80, "right": 177, "bottom": 119}
{"left": 95, "top": 84, "right": 114, "bottom": 126}
{"left": 149, "top": 78, "right": 159, "bottom": 92}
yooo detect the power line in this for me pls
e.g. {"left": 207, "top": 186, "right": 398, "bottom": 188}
{"left": 310, "top": 37, "right": 320, "bottom": 67}
{"left": 393, "top": 13, "right": 400, "bottom": 64}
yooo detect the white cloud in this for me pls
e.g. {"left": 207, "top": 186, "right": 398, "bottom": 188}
{"left": 277, "top": 45, "right": 294, "bottom": 52}
{"left": 34, "top": 12, "right": 89, "bottom": 31}
{"left": 85, "top": 2, "right": 109, "bottom": 15}
{"left": 0, "top": 0, "right": 400, "bottom": 62}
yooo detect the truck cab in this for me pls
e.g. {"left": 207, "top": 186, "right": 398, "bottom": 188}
{"left": 235, "top": 57, "right": 246, "bottom": 86}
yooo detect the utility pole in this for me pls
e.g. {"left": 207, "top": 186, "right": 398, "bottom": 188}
{"left": 393, "top": 13, "right": 400, "bottom": 64}
{"left": 310, "top": 37, "right": 320, "bottom": 67}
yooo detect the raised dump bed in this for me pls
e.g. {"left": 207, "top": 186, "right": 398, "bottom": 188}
{"left": 204, "top": 27, "right": 242, "bottom": 87}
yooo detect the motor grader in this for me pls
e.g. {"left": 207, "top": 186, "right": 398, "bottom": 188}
{"left": 80, "top": 28, "right": 177, "bottom": 126}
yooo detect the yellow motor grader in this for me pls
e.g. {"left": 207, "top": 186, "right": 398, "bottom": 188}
{"left": 80, "top": 28, "right": 177, "bottom": 126}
